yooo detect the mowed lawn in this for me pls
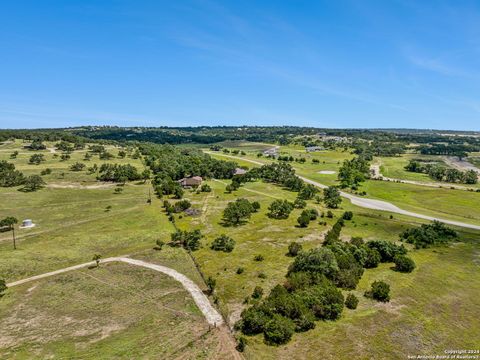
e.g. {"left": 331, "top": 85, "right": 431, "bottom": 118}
{"left": 172, "top": 177, "right": 480, "bottom": 359}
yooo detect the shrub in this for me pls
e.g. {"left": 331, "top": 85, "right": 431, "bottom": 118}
{"left": 236, "top": 336, "right": 247, "bottom": 352}
{"left": 252, "top": 286, "right": 264, "bottom": 299}
{"left": 174, "top": 199, "right": 191, "bottom": 212}
{"left": 200, "top": 183, "right": 212, "bottom": 192}
{"left": 223, "top": 198, "right": 256, "bottom": 225}
{"left": 268, "top": 199, "right": 294, "bottom": 219}
{"left": 40, "top": 168, "right": 52, "bottom": 176}
{"left": 400, "top": 221, "right": 457, "bottom": 248}
{"left": 326, "top": 210, "right": 334, "bottom": 218}
{"left": 293, "top": 197, "right": 307, "bottom": 209}
{"left": 342, "top": 211, "right": 353, "bottom": 220}
{"left": 154, "top": 239, "right": 165, "bottom": 250}
{"left": 365, "top": 281, "right": 390, "bottom": 302}
{"left": 252, "top": 201, "right": 261, "bottom": 212}
{"left": 236, "top": 267, "right": 245, "bottom": 274}
{"left": 345, "top": 293, "right": 359, "bottom": 309}
{"left": 0, "top": 279, "right": 7, "bottom": 297}
{"left": 254, "top": 254, "right": 264, "bottom": 261}
{"left": 211, "top": 234, "right": 236, "bottom": 252}
{"left": 70, "top": 162, "right": 86, "bottom": 171}
{"left": 297, "top": 212, "right": 310, "bottom": 227}
{"left": 239, "top": 306, "right": 270, "bottom": 335}
{"left": 393, "top": 255, "right": 416, "bottom": 273}
{"left": 263, "top": 314, "right": 295, "bottom": 345}
{"left": 367, "top": 240, "right": 407, "bottom": 262}
{"left": 363, "top": 248, "right": 381, "bottom": 268}
{"left": 296, "top": 284, "right": 344, "bottom": 320}
{"left": 288, "top": 248, "right": 338, "bottom": 279}
{"left": 258, "top": 272, "right": 267, "bottom": 279}
{"left": 287, "top": 242, "right": 302, "bottom": 257}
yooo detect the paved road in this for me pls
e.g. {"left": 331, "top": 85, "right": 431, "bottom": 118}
{"left": 7, "top": 257, "right": 224, "bottom": 326}
{"left": 207, "top": 151, "right": 480, "bottom": 231}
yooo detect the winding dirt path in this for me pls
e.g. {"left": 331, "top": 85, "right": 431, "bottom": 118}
{"left": 7, "top": 257, "right": 224, "bottom": 326}
{"left": 206, "top": 151, "right": 480, "bottom": 231}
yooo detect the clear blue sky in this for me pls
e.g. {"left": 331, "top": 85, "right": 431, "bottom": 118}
{"left": 1, "top": 1, "right": 479, "bottom": 130}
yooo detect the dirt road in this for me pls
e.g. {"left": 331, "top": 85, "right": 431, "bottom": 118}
{"left": 7, "top": 257, "right": 224, "bottom": 326}
{"left": 206, "top": 151, "right": 480, "bottom": 231}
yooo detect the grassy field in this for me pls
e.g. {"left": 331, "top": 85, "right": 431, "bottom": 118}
{"left": 0, "top": 141, "right": 234, "bottom": 359}
{"left": 2, "top": 139, "right": 480, "bottom": 359}
{"left": 172, "top": 176, "right": 480, "bottom": 359}
{"left": 207, "top": 144, "right": 480, "bottom": 226}
{"left": 0, "top": 261, "right": 226, "bottom": 359}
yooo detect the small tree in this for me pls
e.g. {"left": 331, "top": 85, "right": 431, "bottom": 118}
{"left": 211, "top": 234, "right": 236, "bottom": 252}
{"left": 342, "top": 211, "right": 353, "bottom": 220}
{"left": 236, "top": 336, "right": 247, "bottom": 352}
{"left": 365, "top": 280, "right": 390, "bottom": 302}
{"left": 393, "top": 255, "right": 416, "bottom": 273}
{"left": 287, "top": 242, "right": 302, "bottom": 257}
{"left": 263, "top": 314, "right": 295, "bottom": 345}
{"left": 200, "top": 183, "right": 212, "bottom": 192}
{"left": 206, "top": 276, "right": 216, "bottom": 294}
{"left": 297, "top": 212, "right": 310, "bottom": 227}
{"left": 0, "top": 217, "right": 18, "bottom": 250}
{"left": 20, "top": 175, "right": 45, "bottom": 192}
{"left": 323, "top": 186, "right": 342, "bottom": 208}
{"left": 252, "top": 286, "right": 264, "bottom": 299}
{"left": 0, "top": 279, "right": 7, "bottom": 297}
{"left": 345, "top": 293, "right": 359, "bottom": 309}
{"left": 267, "top": 199, "right": 294, "bottom": 219}
{"left": 92, "top": 254, "right": 102, "bottom": 267}
{"left": 29, "top": 153, "right": 45, "bottom": 165}
{"left": 154, "top": 239, "right": 165, "bottom": 250}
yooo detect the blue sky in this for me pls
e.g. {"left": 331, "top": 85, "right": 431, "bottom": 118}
{"left": 1, "top": 1, "right": 479, "bottom": 130}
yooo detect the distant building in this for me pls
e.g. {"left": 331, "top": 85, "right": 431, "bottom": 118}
{"left": 305, "top": 146, "right": 324, "bottom": 152}
{"left": 178, "top": 176, "right": 203, "bottom": 188}
{"left": 263, "top": 147, "right": 278, "bottom": 157}
{"left": 233, "top": 167, "right": 247, "bottom": 176}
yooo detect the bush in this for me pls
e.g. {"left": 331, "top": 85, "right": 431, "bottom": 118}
{"left": 288, "top": 248, "right": 339, "bottom": 279}
{"left": 293, "top": 197, "right": 307, "bottom": 209}
{"left": 367, "top": 240, "right": 407, "bottom": 262}
{"left": 200, "top": 183, "right": 211, "bottom": 192}
{"left": 263, "top": 314, "right": 295, "bottom": 345}
{"left": 363, "top": 248, "right": 381, "bottom": 268}
{"left": 287, "top": 242, "right": 302, "bottom": 257}
{"left": 236, "top": 267, "right": 245, "bottom": 274}
{"left": 254, "top": 254, "right": 264, "bottom": 261}
{"left": 296, "top": 284, "right": 344, "bottom": 320}
{"left": 70, "top": 162, "right": 86, "bottom": 171}
{"left": 252, "top": 201, "right": 261, "bottom": 212}
{"left": 40, "top": 168, "right": 52, "bottom": 176}
{"left": 345, "top": 293, "right": 358, "bottom": 309}
{"left": 297, "top": 212, "right": 310, "bottom": 227}
{"left": 236, "top": 336, "right": 247, "bottom": 352}
{"left": 252, "top": 286, "right": 264, "bottom": 299}
{"left": 342, "top": 211, "right": 353, "bottom": 220}
{"left": 393, "top": 255, "right": 416, "bottom": 273}
{"left": 174, "top": 199, "right": 191, "bottom": 212}
{"left": 239, "top": 306, "right": 270, "bottom": 335}
{"left": 400, "top": 221, "right": 457, "bottom": 248}
{"left": 365, "top": 281, "right": 390, "bottom": 302}
{"left": 268, "top": 199, "right": 294, "bottom": 219}
{"left": 211, "top": 234, "right": 236, "bottom": 252}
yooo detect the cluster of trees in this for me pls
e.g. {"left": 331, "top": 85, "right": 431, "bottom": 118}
{"left": 417, "top": 144, "right": 476, "bottom": 159}
{"left": 251, "top": 163, "right": 304, "bottom": 192}
{"left": 237, "top": 229, "right": 413, "bottom": 345}
{"left": 399, "top": 221, "right": 457, "bottom": 248}
{"left": 0, "top": 161, "right": 25, "bottom": 187}
{"left": 338, "top": 156, "right": 370, "bottom": 189}
{"left": 323, "top": 186, "right": 342, "bottom": 208}
{"left": 163, "top": 199, "right": 191, "bottom": 214}
{"left": 222, "top": 198, "right": 260, "bottom": 225}
{"left": 139, "top": 144, "right": 237, "bottom": 199}
{"left": 170, "top": 229, "right": 202, "bottom": 251}
{"left": 0, "top": 161, "right": 44, "bottom": 192}
{"left": 297, "top": 209, "right": 318, "bottom": 227}
{"left": 96, "top": 163, "right": 143, "bottom": 183}
{"left": 277, "top": 155, "right": 306, "bottom": 163}
{"left": 353, "top": 140, "right": 406, "bottom": 157}
{"left": 405, "top": 160, "right": 478, "bottom": 184}
{"left": 29, "top": 153, "right": 45, "bottom": 165}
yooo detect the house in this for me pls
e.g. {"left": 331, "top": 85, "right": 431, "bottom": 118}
{"left": 178, "top": 176, "right": 203, "bottom": 188}
{"left": 263, "top": 147, "right": 278, "bottom": 157}
{"left": 305, "top": 146, "right": 324, "bottom": 152}
{"left": 20, "top": 219, "right": 36, "bottom": 228}
{"left": 233, "top": 167, "right": 247, "bottom": 176}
